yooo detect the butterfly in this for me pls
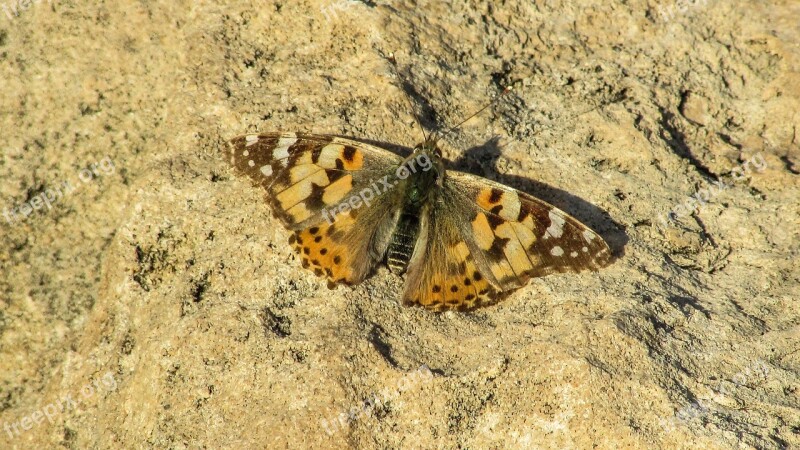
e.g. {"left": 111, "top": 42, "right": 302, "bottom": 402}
{"left": 223, "top": 131, "right": 613, "bottom": 311}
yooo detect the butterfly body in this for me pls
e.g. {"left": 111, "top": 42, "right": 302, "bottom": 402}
{"left": 226, "top": 132, "right": 612, "bottom": 311}
{"left": 386, "top": 141, "right": 443, "bottom": 274}
{"left": 386, "top": 211, "right": 422, "bottom": 274}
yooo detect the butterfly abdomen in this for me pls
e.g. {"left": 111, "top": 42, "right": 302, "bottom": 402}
{"left": 386, "top": 212, "right": 420, "bottom": 274}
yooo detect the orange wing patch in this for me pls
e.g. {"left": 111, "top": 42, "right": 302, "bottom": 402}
{"left": 470, "top": 211, "right": 517, "bottom": 286}
{"left": 275, "top": 169, "right": 331, "bottom": 210}
{"left": 321, "top": 174, "right": 353, "bottom": 205}
{"left": 317, "top": 144, "right": 364, "bottom": 170}
{"left": 404, "top": 242, "right": 495, "bottom": 312}
{"left": 288, "top": 212, "right": 362, "bottom": 286}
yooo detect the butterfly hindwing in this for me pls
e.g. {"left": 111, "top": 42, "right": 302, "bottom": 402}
{"left": 403, "top": 170, "right": 612, "bottom": 311}
{"left": 401, "top": 202, "right": 499, "bottom": 311}
{"left": 227, "top": 133, "right": 404, "bottom": 285}
{"left": 287, "top": 205, "right": 400, "bottom": 286}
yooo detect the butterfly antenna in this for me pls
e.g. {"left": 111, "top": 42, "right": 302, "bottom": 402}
{"left": 387, "top": 52, "right": 428, "bottom": 142}
{"left": 435, "top": 86, "right": 512, "bottom": 142}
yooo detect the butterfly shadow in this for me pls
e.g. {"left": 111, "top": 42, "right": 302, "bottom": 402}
{"left": 452, "top": 137, "right": 628, "bottom": 260}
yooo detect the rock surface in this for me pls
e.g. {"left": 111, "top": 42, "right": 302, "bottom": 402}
{"left": 1, "top": 0, "right": 798, "bottom": 448}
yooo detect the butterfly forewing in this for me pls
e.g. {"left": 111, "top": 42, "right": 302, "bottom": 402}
{"left": 228, "top": 132, "right": 404, "bottom": 228}
{"left": 448, "top": 171, "right": 611, "bottom": 283}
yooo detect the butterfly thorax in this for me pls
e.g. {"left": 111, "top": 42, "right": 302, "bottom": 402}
{"left": 386, "top": 141, "right": 444, "bottom": 274}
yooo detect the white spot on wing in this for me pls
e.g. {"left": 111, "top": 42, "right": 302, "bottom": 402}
{"left": 245, "top": 134, "right": 259, "bottom": 146}
{"left": 570, "top": 251, "right": 578, "bottom": 257}
{"left": 242, "top": 150, "right": 249, "bottom": 156}
{"left": 546, "top": 210, "right": 566, "bottom": 238}
{"left": 550, "top": 246, "right": 564, "bottom": 256}
{"left": 273, "top": 134, "right": 297, "bottom": 160}
{"left": 582, "top": 246, "right": 588, "bottom": 253}
{"left": 248, "top": 160, "right": 255, "bottom": 167}
{"left": 501, "top": 192, "right": 521, "bottom": 221}
{"left": 583, "top": 230, "right": 595, "bottom": 241}
{"left": 317, "top": 144, "right": 345, "bottom": 168}
{"left": 261, "top": 165, "right": 273, "bottom": 177}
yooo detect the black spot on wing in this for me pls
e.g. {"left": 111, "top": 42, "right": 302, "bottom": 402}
{"left": 489, "top": 188, "right": 503, "bottom": 203}
{"left": 324, "top": 169, "right": 346, "bottom": 184}
{"left": 312, "top": 147, "right": 323, "bottom": 163}
{"left": 305, "top": 183, "right": 328, "bottom": 212}
{"left": 487, "top": 237, "right": 510, "bottom": 260}
{"left": 343, "top": 146, "right": 357, "bottom": 162}
{"left": 486, "top": 214, "right": 505, "bottom": 230}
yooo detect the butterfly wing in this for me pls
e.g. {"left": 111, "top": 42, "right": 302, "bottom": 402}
{"left": 400, "top": 202, "right": 500, "bottom": 311}
{"left": 226, "top": 133, "right": 405, "bottom": 286}
{"left": 403, "top": 170, "right": 613, "bottom": 311}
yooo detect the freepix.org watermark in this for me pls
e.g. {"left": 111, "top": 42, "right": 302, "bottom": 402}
{"left": 658, "top": 359, "right": 770, "bottom": 433}
{"left": 2, "top": 155, "right": 115, "bottom": 226}
{"left": 2, "top": 372, "right": 117, "bottom": 439}
{"left": 321, "top": 152, "right": 433, "bottom": 225}
{"left": 320, "top": 0, "right": 356, "bottom": 22}
{"left": 657, "top": 152, "right": 767, "bottom": 229}
{"left": 1, "top": 0, "right": 53, "bottom": 21}
{"left": 320, "top": 365, "right": 434, "bottom": 435}
{"left": 655, "top": 0, "right": 709, "bottom": 22}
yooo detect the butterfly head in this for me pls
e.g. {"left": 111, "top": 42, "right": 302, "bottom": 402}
{"left": 400, "top": 139, "right": 445, "bottom": 205}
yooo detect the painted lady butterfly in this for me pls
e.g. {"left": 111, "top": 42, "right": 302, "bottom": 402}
{"left": 224, "top": 131, "right": 613, "bottom": 311}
